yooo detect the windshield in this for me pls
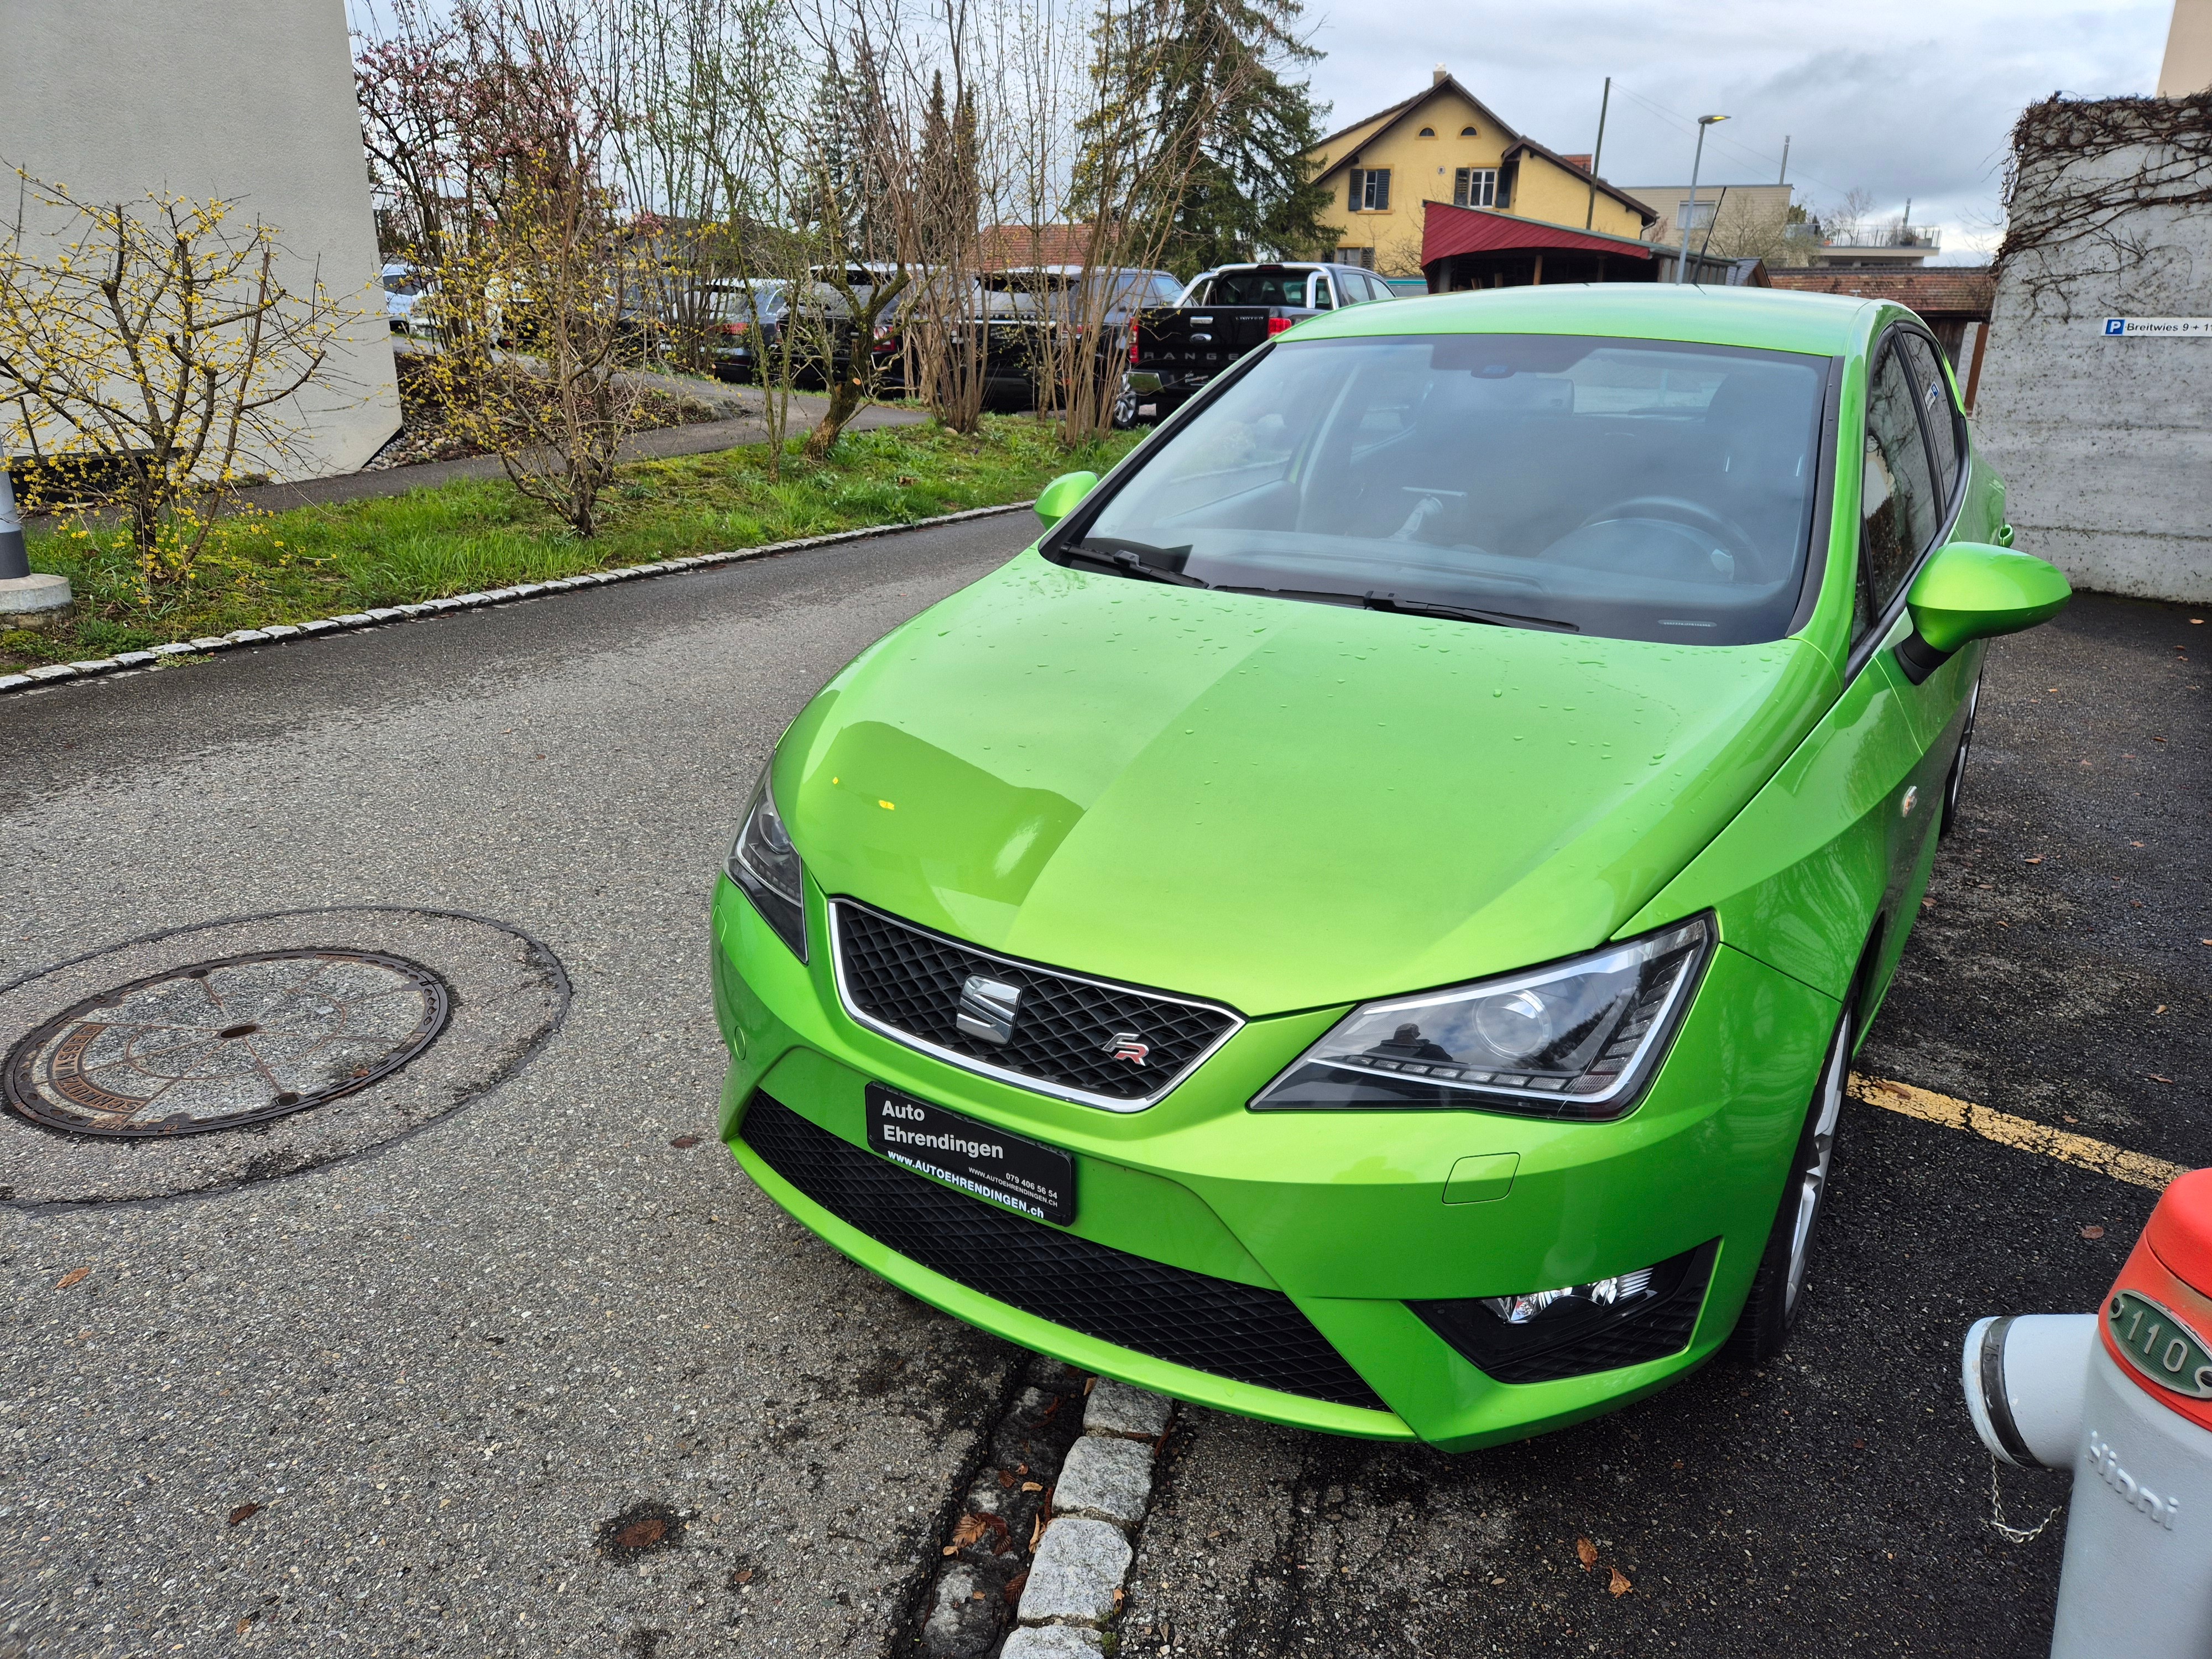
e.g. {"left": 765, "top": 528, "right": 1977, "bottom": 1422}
{"left": 1194, "top": 269, "right": 1317, "bottom": 307}
{"left": 1066, "top": 333, "right": 1830, "bottom": 645}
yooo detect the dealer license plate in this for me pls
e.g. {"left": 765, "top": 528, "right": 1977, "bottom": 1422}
{"left": 863, "top": 1084, "right": 1075, "bottom": 1225}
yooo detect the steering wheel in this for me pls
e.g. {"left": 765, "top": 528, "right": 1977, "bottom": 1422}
{"left": 1578, "top": 495, "right": 1758, "bottom": 562}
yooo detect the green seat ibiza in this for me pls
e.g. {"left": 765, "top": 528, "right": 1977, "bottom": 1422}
{"left": 709, "top": 284, "right": 2069, "bottom": 1451}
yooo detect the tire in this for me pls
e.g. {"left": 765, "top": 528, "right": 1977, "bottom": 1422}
{"left": 1939, "top": 671, "right": 1982, "bottom": 839}
{"left": 1727, "top": 991, "right": 1854, "bottom": 1361}
{"left": 1111, "top": 385, "right": 1143, "bottom": 429}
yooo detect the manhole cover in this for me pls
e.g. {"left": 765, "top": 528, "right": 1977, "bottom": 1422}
{"left": 4, "top": 950, "right": 450, "bottom": 1137}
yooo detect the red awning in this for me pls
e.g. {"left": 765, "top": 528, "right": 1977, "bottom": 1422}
{"left": 1420, "top": 201, "right": 1655, "bottom": 268}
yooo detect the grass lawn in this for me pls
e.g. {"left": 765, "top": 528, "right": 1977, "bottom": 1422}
{"left": 4, "top": 414, "right": 1141, "bottom": 672}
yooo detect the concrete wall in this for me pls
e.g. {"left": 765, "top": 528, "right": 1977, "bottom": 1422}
{"left": 0, "top": 0, "right": 399, "bottom": 481}
{"left": 1973, "top": 121, "right": 2212, "bottom": 604}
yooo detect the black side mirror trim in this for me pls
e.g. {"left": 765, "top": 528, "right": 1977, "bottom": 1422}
{"left": 1893, "top": 629, "right": 1953, "bottom": 686}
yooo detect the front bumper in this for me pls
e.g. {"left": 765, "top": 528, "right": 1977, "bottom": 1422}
{"left": 710, "top": 875, "right": 1839, "bottom": 1452}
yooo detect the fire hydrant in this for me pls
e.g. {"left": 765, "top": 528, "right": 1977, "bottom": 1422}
{"left": 1963, "top": 1167, "right": 2212, "bottom": 1655}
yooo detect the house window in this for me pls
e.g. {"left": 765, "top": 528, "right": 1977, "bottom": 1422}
{"left": 1348, "top": 168, "right": 1391, "bottom": 212}
{"left": 1453, "top": 168, "right": 1498, "bottom": 208}
{"left": 1417, "top": 126, "right": 1436, "bottom": 137}
{"left": 1335, "top": 246, "right": 1375, "bottom": 270}
{"left": 1460, "top": 126, "right": 1478, "bottom": 136}
{"left": 1676, "top": 199, "right": 1718, "bottom": 230}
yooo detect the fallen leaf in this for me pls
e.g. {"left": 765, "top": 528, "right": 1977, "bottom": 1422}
{"left": 2157, "top": 1005, "right": 2168, "bottom": 1015}
{"left": 949, "top": 1513, "right": 988, "bottom": 1550}
{"left": 1016, "top": 1463, "right": 1029, "bottom": 1475}
{"left": 1083, "top": 1376, "right": 1096, "bottom": 1395}
{"left": 971, "top": 1590, "right": 987, "bottom": 1602}
{"left": 237, "top": 1618, "right": 252, "bottom": 1635}
{"left": 1490, "top": 1575, "right": 1507, "bottom": 1585}
{"left": 2131, "top": 841, "right": 2145, "bottom": 847}
{"left": 1609, "top": 1567, "right": 1632, "bottom": 1598}
{"left": 55, "top": 1267, "right": 90, "bottom": 1290}
{"left": 1003, "top": 1571, "right": 1029, "bottom": 1605}
{"left": 228, "top": 1503, "right": 260, "bottom": 1527}
{"left": 1113, "top": 1587, "right": 1125, "bottom": 1608}
{"left": 670, "top": 1135, "right": 701, "bottom": 1149}
{"left": 1030, "top": 1514, "right": 1046, "bottom": 1551}
{"left": 2081, "top": 1225, "right": 2106, "bottom": 1240}
{"left": 2023, "top": 855, "right": 2044, "bottom": 865}
{"left": 997, "top": 1469, "right": 1015, "bottom": 1489}
{"left": 1021, "top": 1481, "right": 1042, "bottom": 1492}
{"left": 732, "top": 1569, "right": 754, "bottom": 1584}
{"left": 1575, "top": 1537, "right": 1597, "bottom": 1571}
{"left": 941, "top": 1543, "right": 958, "bottom": 1557}
{"left": 2150, "top": 1075, "right": 2175, "bottom": 1084}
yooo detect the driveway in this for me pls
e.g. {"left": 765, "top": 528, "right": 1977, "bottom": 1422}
{"left": 0, "top": 516, "right": 1039, "bottom": 1658}
{"left": 2, "top": 528, "right": 2203, "bottom": 1658}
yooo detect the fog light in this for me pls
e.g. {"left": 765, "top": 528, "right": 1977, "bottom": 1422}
{"left": 1411, "top": 1242, "right": 1717, "bottom": 1384}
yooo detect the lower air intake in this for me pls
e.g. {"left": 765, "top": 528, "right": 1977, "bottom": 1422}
{"left": 739, "top": 1089, "right": 1386, "bottom": 1412}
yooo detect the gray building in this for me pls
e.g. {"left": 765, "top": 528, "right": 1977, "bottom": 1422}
{"left": 0, "top": 0, "right": 400, "bottom": 481}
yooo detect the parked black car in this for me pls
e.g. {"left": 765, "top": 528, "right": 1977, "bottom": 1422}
{"left": 1128, "top": 261, "right": 1397, "bottom": 422}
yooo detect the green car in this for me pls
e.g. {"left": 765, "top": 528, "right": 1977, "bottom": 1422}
{"left": 709, "top": 285, "right": 2070, "bottom": 1451}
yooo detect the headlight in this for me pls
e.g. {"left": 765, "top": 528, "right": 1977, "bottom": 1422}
{"left": 727, "top": 764, "right": 807, "bottom": 959}
{"left": 1249, "top": 915, "right": 1710, "bottom": 1120}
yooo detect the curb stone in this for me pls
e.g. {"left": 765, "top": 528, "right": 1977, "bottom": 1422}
{"left": 1003, "top": 1378, "right": 1173, "bottom": 1646}
{"left": 0, "top": 498, "right": 1037, "bottom": 698}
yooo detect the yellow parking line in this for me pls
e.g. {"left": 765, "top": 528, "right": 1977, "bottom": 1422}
{"left": 1848, "top": 1073, "right": 2192, "bottom": 1192}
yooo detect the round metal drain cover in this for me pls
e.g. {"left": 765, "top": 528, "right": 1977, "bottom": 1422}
{"left": 4, "top": 950, "right": 449, "bottom": 1138}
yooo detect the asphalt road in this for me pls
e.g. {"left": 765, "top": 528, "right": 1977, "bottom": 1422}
{"left": 2, "top": 524, "right": 2204, "bottom": 1658}
{"left": 0, "top": 515, "right": 1041, "bottom": 1659}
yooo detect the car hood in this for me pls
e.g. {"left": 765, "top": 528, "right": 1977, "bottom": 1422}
{"left": 779, "top": 552, "right": 1837, "bottom": 1016}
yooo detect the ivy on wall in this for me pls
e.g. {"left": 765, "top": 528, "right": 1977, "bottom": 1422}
{"left": 1994, "top": 90, "right": 2212, "bottom": 315}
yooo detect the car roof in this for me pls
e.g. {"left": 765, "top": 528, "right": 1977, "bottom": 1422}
{"left": 1293, "top": 281, "right": 1886, "bottom": 357}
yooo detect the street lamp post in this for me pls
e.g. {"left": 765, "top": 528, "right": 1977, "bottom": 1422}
{"left": 1676, "top": 114, "right": 1729, "bottom": 284}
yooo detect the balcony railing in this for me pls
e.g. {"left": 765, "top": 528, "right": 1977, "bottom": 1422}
{"left": 1819, "top": 224, "right": 1941, "bottom": 251}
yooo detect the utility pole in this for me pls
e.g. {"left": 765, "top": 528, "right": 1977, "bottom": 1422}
{"left": 1585, "top": 77, "right": 1611, "bottom": 230}
{"left": 1778, "top": 135, "right": 1791, "bottom": 186}
{"left": 1676, "top": 114, "right": 1728, "bottom": 284}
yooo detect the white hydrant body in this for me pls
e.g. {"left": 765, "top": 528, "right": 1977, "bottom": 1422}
{"left": 1962, "top": 1168, "right": 2212, "bottom": 1657}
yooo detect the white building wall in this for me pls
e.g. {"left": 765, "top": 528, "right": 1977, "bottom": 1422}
{"left": 0, "top": 0, "right": 400, "bottom": 481}
{"left": 1974, "top": 119, "right": 2212, "bottom": 604}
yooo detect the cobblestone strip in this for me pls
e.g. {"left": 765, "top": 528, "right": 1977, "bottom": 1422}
{"left": 909, "top": 1367, "right": 1175, "bottom": 1659}
{"left": 1001, "top": 1378, "right": 1175, "bottom": 1659}
{"left": 0, "top": 499, "right": 1037, "bottom": 698}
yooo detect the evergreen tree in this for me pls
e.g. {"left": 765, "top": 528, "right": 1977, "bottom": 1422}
{"left": 1080, "top": 0, "right": 1332, "bottom": 275}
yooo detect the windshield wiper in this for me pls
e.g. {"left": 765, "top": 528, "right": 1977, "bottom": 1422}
{"left": 1062, "top": 540, "right": 1212, "bottom": 588}
{"left": 1359, "top": 590, "right": 1577, "bottom": 633}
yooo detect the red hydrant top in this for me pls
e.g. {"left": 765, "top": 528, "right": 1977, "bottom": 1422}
{"left": 2105, "top": 1167, "right": 2212, "bottom": 1431}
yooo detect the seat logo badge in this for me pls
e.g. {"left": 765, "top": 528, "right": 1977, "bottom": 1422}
{"left": 1103, "top": 1032, "right": 1150, "bottom": 1066}
{"left": 955, "top": 976, "right": 1022, "bottom": 1046}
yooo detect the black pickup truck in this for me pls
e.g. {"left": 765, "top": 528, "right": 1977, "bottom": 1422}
{"left": 1125, "top": 261, "right": 1398, "bottom": 422}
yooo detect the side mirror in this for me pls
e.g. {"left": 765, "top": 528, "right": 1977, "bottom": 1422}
{"left": 1906, "top": 542, "right": 2072, "bottom": 653}
{"left": 1034, "top": 470, "right": 1099, "bottom": 530}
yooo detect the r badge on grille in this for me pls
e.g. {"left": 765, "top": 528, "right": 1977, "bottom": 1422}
{"left": 955, "top": 975, "right": 1023, "bottom": 1046}
{"left": 1103, "top": 1032, "right": 1150, "bottom": 1066}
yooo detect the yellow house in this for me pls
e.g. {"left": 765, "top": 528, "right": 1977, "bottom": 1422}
{"left": 1308, "top": 69, "right": 1656, "bottom": 275}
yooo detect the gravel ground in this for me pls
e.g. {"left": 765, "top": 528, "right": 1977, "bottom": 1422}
{"left": 1118, "top": 592, "right": 2210, "bottom": 1659}
{"left": 0, "top": 516, "right": 1038, "bottom": 1657}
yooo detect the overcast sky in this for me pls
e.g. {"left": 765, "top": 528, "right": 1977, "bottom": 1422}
{"left": 1303, "top": 0, "right": 2176, "bottom": 263}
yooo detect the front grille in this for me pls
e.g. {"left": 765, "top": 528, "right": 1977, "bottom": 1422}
{"left": 740, "top": 1090, "right": 1386, "bottom": 1411}
{"left": 831, "top": 901, "right": 1239, "bottom": 1107}
{"left": 1408, "top": 1243, "right": 1718, "bottom": 1385}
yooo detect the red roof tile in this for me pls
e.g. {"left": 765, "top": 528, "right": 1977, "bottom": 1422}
{"left": 1765, "top": 266, "right": 1994, "bottom": 317}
